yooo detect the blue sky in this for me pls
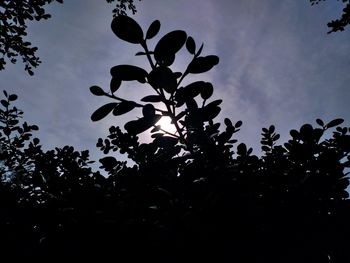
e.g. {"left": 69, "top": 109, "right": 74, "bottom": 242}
{"left": 1, "top": 0, "right": 350, "bottom": 165}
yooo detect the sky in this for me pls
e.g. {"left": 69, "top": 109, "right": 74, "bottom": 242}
{"left": 1, "top": 0, "right": 350, "bottom": 167}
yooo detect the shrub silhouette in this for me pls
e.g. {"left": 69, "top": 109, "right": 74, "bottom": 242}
{"left": 1, "top": 15, "right": 350, "bottom": 262}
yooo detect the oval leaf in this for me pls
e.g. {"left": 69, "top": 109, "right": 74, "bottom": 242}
{"left": 235, "top": 120, "right": 243, "bottom": 128}
{"left": 154, "top": 30, "right": 187, "bottom": 66}
{"left": 206, "top": 99, "right": 222, "bottom": 108}
{"left": 90, "top": 85, "right": 105, "bottom": 96}
{"left": 112, "top": 101, "right": 136, "bottom": 116}
{"left": 8, "top": 94, "right": 18, "bottom": 101}
{"left": 290, "top": 129, "right": 299, "bottom": 138}
{"left": 200, "top": 99, "right": 222, "bottom": 121}
{"left": 91, "top": 103, "right": 118, "bottom": 122}
{"left": 237, "top": 143, "right": 247, "bottom": 155}
{"left": 1, "top": 100, "right": 9, "bottom": 107}
{"left": 146, "top": 20, "right": 161, "bottom": 39}
{"left": 176, "top": 81, "right": 204, "bottom": 102}
{"left": 196, "top": 43, "right": 204, "bottom": 57}
{"left": 200, "top": 82, "right": 213, "bottom": 100}
{"left": 201, "top": 106, "right": 221, "bottom": 122}
{"left": 142, "top": 104, "right": 156, "bottom": 117}
{"left": 125, "top": 115, "right": 162, "bottom": 134}
{"left": 148, "top": 67, "right": 177, "bottom": 93}
{"left": 187, "top": 55, "right": 219, "bottom": 74}
{"left": 316, "top": 118, "right": 324, "bottom": 127}
{"left": 326, "top": 118, "right": 344, "bottom": 129}
{"left": 224, "top": 118, "right": 233, "bottom": 127}
{"left": 110, "top": 77, "right": 122, "bottom": 93}
{"left": 186, "top": 36, "right": 196, "bottom": 54}
{"left": 110, "top": 65, "right": 148, "bottom": 83}
{"left": 141, "top": 95, "right": 162, "bottom": 102}
{"left": 111, "top": 15, "right": 143, "bottom": 44}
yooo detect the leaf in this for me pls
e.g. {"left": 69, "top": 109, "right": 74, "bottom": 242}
{"left": 110, "top": 65, "right": 148, "bottom": 83}
{"left": 200, "top": 82, "right": 213, "bottom": 100}
{"left": 196, "top": 43, "right": 204, "bottom": 57}
{"left": 141, "top": 95, "right": 162, "bottom": 102}
{"left": 90, "top": 85, "right": 105, "bottom": 96}
{"left": 326, "top": 118, "right": 344, "bottom": 129}
{"left": 201, "top": 106, "right": 221, "bottom": 122}
{"left": 3, "top": 127, "right": 10, "bottom": 136}
{"left": 187, "top": 55, "right": 219, "bottom": 74}
{"left": 148, "top": 67, "right": 177, "bottom": 93}
{"left": 176, "top": 81, "right": 212, "bottom": 106}
{"left": 186, "top": 99, "right": 198, "bottom": 112}
{"left": 273, "top": 134, "right": 280, "bottom": 141}
{"left": 146, "top": 20, "right": 161, "bottom": 40}
{"left": 186, "top": 36, "right": 196, "bottom": 54}
{"left": 125, "top": 115, "right": 162, "bottom": 134}
{"left": 142, "top": 104, "right": 156, "bottom": 117}
{"left": 110, "top": 77, "right": 122, "bottom": 93}
{"left": 154, "top": 30, "right": 187, "bottom": 66}
{"left": 300, "top": 124, "right": 313, "bottom": 137}
{"left": 1, "top": 100, "right": 9, "bottom": 107}
{"left": 111, "top": 15, "right": 144, "bottom": 44}
{"left": 31, "top": 125, "right": 39, "bottom": 131}
{"left": 247, "top": 148, "right": 253, "bottom": 155}
{"left": 112, "top": 101, "right": 136, "bottom": 116}
{"left": 237, "top": 143, "right": 247, "bottom": 155}
{"left": 8, "top": 94, "right": 18, "bottom": 101}
{"left": 290, "top": 129, "right": 299, "bottom": 138}
{"left": 224, "top": 118, "right": 233, "bottom": 127}
{"left": 91, "top": 103, "right": 118, "bottom": 122}
{"left": 205, "top": 99, "right": 222, "bottom": 108}
{"left": 316, "top": 118, "right": 324, "bottom": 127}
{"left": 235, "top": 120, "right": 243, "bottom": 128}
{"left": 201, "top": 100, "right": 222, "bottom": 121}
{"left": 135, "top": 51, "right": 147, "bottom": 56}
{"left": 175, "top": 81, "right": 204, "bottom": 104}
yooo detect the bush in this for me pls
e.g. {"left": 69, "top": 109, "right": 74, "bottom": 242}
{"left": 1, "top": 16, "right": 350, "bottom": 262}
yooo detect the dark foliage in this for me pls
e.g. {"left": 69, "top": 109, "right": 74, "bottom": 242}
{"left": 107, "top": 0, "right": 141, "bottom": 16}
{"left": 0, "top": 0, "right": 140, "bottom": 75}
{"left": 310, "top": 0, "right": 350, "bottom": 33}
{"left": 1, "top": 16, "right": 350, "bottom": 262}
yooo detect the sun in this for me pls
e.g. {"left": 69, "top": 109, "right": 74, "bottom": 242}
{"left": 156, "top": 116, "right": 177, "bottom": 134}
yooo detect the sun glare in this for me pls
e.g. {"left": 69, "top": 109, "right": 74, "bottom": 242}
{"left": 156, "top": 116, "right": 177, "bottom": 134}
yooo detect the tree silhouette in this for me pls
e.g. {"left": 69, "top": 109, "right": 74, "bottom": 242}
{"left": 310, "top": 0, "right": 350, "bottom": 33}
{"left": 1, "top": 15, "right": 350, "bottom": 262}
{"left": 0, "top": 0, "right": 140, "bottom": 75}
